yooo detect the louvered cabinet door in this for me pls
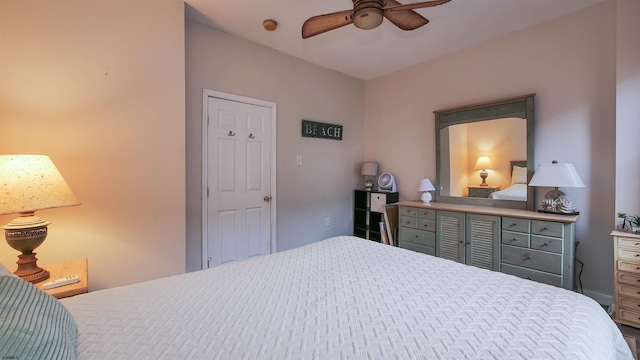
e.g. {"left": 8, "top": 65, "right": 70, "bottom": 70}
{"left": 466, "top": 214, "right": 501, "bottom": 271}
{"left": 436, "top": 211, "right": 465, "bottom": 263}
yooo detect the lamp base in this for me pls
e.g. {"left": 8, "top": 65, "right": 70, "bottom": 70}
{"left": 540, "top": 188, "right": 579, "bottom": 214}
{"left": 364, "top": 178, "right": 374, "bottom": 191}
{"left": 3, "top": 213, "right": 51, "bottom": 284}
{"left": 421, "top": 192, "right": 432, "bottom": 204}
{"left": 479, "top": 171, "right": 488, "bottom": 187}
{"left": 14, "top": 253, "right": 50, "bottom": 283}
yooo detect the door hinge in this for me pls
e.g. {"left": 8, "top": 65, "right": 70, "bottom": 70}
{"left": 207, "top": 187, "right": 210, "bottom": 197}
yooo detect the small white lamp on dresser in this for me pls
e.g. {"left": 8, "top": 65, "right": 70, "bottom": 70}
{"left": 418, "top": 178, "right": 436, "bottom": 204}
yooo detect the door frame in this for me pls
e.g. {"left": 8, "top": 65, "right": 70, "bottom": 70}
{"left": 201, "top": 89, "right": 277, "bottom": 269}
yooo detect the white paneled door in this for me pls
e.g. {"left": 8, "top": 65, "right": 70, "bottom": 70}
{"left": 203, "top": 92, "right": 275, "bottom": 268}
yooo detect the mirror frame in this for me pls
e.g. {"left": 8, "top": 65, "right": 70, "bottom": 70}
{"left": 434, "top": 94, "right": 535, "bottom": 210}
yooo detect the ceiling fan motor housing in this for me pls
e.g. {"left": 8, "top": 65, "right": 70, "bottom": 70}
{"left": 352, "top": 0, "right": 385, "bottom": 29}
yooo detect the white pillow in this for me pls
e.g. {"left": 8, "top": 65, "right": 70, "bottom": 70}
{"left": 511, "top": 166, "right": 527, "bottom": 184}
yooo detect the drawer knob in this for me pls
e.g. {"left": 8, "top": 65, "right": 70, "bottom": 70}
{"left": 415, "top": 235, "right": 419, "bottom": 238}
{"left": 541, "top": 243, "right": 548, "bottom": 247}
{"left": 542, "top": 227, "right": 549, "bottom": 231}
{"left": 510, "top": 223, "right": 517, "bottom": 227}
{"left": 524, "top": 255, "right": 532, "bottom": 260}
{"left": 509, "top": 238, "right": 517, "bottom": 242}
{"left": 636, "top": 254, "right": 640, "bottom": 257}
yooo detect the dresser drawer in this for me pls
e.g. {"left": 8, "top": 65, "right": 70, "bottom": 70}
{"left": 618, "top": 308, "right": 640, "bottom": 326}
{"left": 502, "top": 217, "right": 530, "bottom": 233}
{"left": 619, "top": 261, "right": 640, "bottom": 274}
{"left": 619, "top": 272, "right": 640, "bottom": 286}
{"left": 401, "top": 216, "right": 418, "bottom": 229}
{"left": 619, "top": 296, "right": 640, "bottom": 311}
{"left": 531, "top": 221, "right": 563, "bottom": 238}
{"left": 417, "top": 219, "right": 435, "bottom": 232}
{"left": 501, "top": 245, "right": 562, "bottom": 275}
{"left": 531, "top": 235, "right": 563, "bottom": 254}
{"left": 618, "top": 248, "right": 640, "bottom": 262}
{"left": 401, "top": 207, "right": 418, "bottom": 217}
{"left": 418, "top": 209, "right": 436, "bottom": 220}
{"left": 502, "top": 231, "right": 530, "bottom": 248}
{"left": 401, "top": 228, "right": 436, "bottom": 248}
{"left": 401, "top": 242, "right": 435, "bottom": 256}
{"left": 618, "top": 284, "right": 640, "bottom": 300}
{"left": 501, "top": 264, "right": 562, "bottom": 287}
{"left": 618, "top": 237, "right": 640, "bottom": 249}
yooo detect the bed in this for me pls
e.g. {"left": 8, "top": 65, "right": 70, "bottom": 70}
{"left": 489, "top": 160, "right": 528, "bottom": 201}
{"left": 1, "top": 236, "right": 633, "bottom": 359}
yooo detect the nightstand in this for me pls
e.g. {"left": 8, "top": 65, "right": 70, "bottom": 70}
{"left": 468, "top": 185, "right": 500, "bottom": 198}
{"left": 34, "top": 258, "right": 88, "bottom": 299}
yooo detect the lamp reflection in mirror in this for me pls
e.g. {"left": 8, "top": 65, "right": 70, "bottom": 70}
{"left": 418, "top": 178, "right": 436, "bottom": 203}
{"left": 528, "top": 160, "right": 584, "bottom": 215}
{"left": 361, "top": 162, "right": 378, "bottom": 191}
{"left": 474, "top": 156, "right": 494, "bottom": 187}
{"left": 0, "top": 155, "right": 80, "bottom": 283}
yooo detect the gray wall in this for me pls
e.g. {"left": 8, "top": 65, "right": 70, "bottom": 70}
{"left": 185, "top": 21, "right": 365, "bottom": 271}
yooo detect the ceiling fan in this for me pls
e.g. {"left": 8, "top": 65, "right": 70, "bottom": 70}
{"left": 302, "top": 0, "right": 451, "bottom": 39}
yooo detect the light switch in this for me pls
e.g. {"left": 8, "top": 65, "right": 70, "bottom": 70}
{"left": 296, "top": 155, "right": 303, "bottom": 166}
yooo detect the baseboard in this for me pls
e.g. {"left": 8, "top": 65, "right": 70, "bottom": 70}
{"left": 583, "top": 289, "right": 614, "bottom": 307}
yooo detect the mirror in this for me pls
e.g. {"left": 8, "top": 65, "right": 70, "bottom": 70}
{"left": 435, "top": 94, "right": 535, "bottom": 210}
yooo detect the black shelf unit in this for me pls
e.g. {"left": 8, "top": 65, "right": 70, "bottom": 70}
{"left": 353, "top": 189, "right": 399, "bottom": 242}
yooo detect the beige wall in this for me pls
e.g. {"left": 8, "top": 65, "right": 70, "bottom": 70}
{"left": 365, "top": 2, "right": 617, "bottom": 300}
{"left": 185, "top": 21, "right": 365, "bottom": 271}
{"left": 616, "top": 0, "right": 640, "bottom": 217}
{"left": 0, "top": 0, "right": 186, "bottom": 290}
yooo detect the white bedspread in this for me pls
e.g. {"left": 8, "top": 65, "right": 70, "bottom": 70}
{"left": 489, "top": 183, "right": 528, "bottom": 201}
{"left": 62, "top": 236, "right": 632, "bottom": 359}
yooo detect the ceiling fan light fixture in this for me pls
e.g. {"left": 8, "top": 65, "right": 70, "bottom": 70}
{"left": 353, "top": 8, "right": 384, "bottom": 30}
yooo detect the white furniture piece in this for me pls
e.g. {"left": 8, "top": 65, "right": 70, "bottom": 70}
{"left": 612, "top": 230, "right": 640, "bottom": 328}
{"left": 35, "top": 236, "right": 630, "bottom": 359}
{"left": 1, "top": 237, "right": 630, "bottom": 359}
{"left": 397, "top": 201, "right": 578, "bottom": 290}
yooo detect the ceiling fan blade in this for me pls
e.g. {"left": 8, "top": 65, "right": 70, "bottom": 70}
{"left": 302, "top": 10, "right": 353, "bottom": 39}
{"left": 383, "top": 0, "right": 450, "bottom": 13}
{"left": 383, "top": 0, "right": 429, "bottom": 30}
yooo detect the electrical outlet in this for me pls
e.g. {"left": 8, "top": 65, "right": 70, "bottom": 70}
{"left": 325, "top": 217, "right": 331, "bottom": 226}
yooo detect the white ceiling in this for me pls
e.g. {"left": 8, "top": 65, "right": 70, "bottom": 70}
{"left": 184, "top": 0, "right": 606, "bottom": 81}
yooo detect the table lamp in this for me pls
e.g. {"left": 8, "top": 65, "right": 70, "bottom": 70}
{"left": 418, "top": 178, "right": 436, "bottom": 203}
{"left": 0, "top": 155, "right": 80, "bottom": 283}
{"left": 474, "top": 156, "right": 494, "bottom": 187}
{"left": 528, "top": 160, "right": 584, "bottom": 215}
{"left": 361, "top": 162, "right": 378, "bottom": 191}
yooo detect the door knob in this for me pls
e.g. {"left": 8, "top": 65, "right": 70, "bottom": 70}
{"left": 264, "top": 196, "right": 272, "bottom": 202}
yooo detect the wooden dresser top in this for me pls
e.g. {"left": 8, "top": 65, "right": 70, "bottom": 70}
{"left": 396, "top": 201, "right": 579, "bottom": 223}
